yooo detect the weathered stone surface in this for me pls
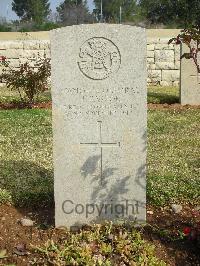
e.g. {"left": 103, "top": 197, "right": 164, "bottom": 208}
{"left": 154, "top": 43, "right": 174, "bottom": 50}
{"left": 147, "top": 63, "right": 156, "bottom": 70}
{"left": 158, "top": 38, "right": 171, "bottom": 44}
{"left": 51, "top": 24, "right": 147, "bottom": 228}
{"left": 2, "top": 49, "right": 23, "bottom": 59}
{"left": 171, "top": 204, "right": 182, "bottom": 214}
{"left": 173, "top": 80, "right": 179, "bottom": 87}
{"left": 162, "top": 70, "right": 179, "bottom": 82}
{"left": 8, "top": 59, "right": 20, "bottom": 68}
{"left": 20, "top": 218, "right": 34, "bottom": 227}
{"left": 147, "top": 44, "right": 155, "bottom": 51}
{"left": 147, "top": 57, "right": 154, "bottom": 63}
{"left": 147, "top": 50, "right": 154, "bottom": 58}
{"left": 23, "top": 40, "right": 40, "bottom": 50}
{"left": 147, "top": 38, "right": 160, "bottom": 44}
{"left": 155, "top": 50, "right": 174, "bottom": 62}
{"left": 155, "top": 62, "right": 175, "bottom": 70}
{"left": 180, "top": 44, "right": 200, "bottom": 105}
{"left": 39, "top": 40, "right": 50, "bottom": 49}
{"left": 0, "top": 41, "right": 23, "bottom": 49}
{"left": 21, "top": 50, "right": 38, "bottom": 58}
{"left": 174, "top": 46, "right": 181, "bottom": 61}
{"left": 148, "top": 70, "right": 162, "bottom": 81}
{"left": 0, "top": 35, "right": 181, "bottom": 87}
{"left": 174, "top": 61, "right": 180, "bottom": 70}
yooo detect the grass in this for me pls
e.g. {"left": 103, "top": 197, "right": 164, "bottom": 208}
{"left": 0, "top": 109, "right": 53, "bottom": 206}
{"left": 0, "top": 108, "right": 199, "bottom": 207}
{"left": 147, "top": 86, "right": 179, "bottom": 104}
{"left": 0, "top": 87, "right": 198, "bottom": 266}
{"left": 0, "top": 86, "right": 51, "bottom": 104}
{"left": 148, "top": 109, "right": 200, "bottom": 205}
{"left": 0, "top": 86, "right": 179, "bottom": 105}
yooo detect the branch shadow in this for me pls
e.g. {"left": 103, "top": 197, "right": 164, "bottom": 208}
{"left": 72, "top": 128, "right": 147, "bottom": 228}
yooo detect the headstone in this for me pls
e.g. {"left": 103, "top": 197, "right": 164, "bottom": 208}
{"left": 50, "top": 24, "right": 147, "bottom": 228}
{"left": 181, "top": 44, "right": 200, "bottom": 105}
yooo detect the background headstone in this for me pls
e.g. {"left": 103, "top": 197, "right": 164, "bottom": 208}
{"left": 180, "top": 44, "right": 200, "bottom": 105}
{"left": 51, "top": 24, "right": 147, "bottom": 228}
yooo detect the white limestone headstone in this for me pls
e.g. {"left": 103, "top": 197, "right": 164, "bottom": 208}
{"left": 181, "top": 44, "right": 200, "bottom": 105}
{"left": 50, "top": 24, "right": 147, "bottom": 228}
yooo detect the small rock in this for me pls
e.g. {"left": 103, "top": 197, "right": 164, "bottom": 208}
{"left": 20, "top": 218, "right": 34, "bottom": 227}
{"left": 14, "top": 244, "right": 27, "bottom": 256}
{"left": 1, "top": 217, "right": 5, "bottom": 221}
{"left": 171, "top": 204, "right": 182, "bottom": 214}
{"left": 147, "top": 210, "right": 154, "bottom": 215}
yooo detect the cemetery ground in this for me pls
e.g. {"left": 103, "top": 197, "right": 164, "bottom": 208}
{"left": 0, "top": 86, "right": 199, "bottom": 265}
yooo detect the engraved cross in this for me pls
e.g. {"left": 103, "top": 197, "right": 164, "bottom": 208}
{"left": 80, "top": 121, "right": 120, "bottom": 185}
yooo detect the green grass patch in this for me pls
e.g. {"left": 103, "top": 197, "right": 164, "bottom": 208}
{"left": 0, "top": 108, "right": 199, "bottom": 207}
{"left": 148, "top": 109, "right": 200, "bottom": 205}
{"left": 147, "top": 86, "right": 179, "bottom": 104}
{"left": 0, "top": 86, "right": 179, "bottom": 104}
{"left": 0, "top": 109, "right": 53, "bottom": 206}
{"left": 0, "top": 86, "right": 51, "bottom": 104}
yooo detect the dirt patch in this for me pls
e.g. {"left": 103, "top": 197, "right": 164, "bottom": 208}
{"left": 0, "top": 102, "right": 52, "bottom": 110}
{"left": 145, "top": 205, "right": 200, "bottom": 265}
{"left": 0, "top": 101, "right": 200, "bottom": 111}
{"left": 0, "top": 204, "right": 199, "bottom": 265}
{"left": 148, "top": 103, "right": 200, "bottom": 110}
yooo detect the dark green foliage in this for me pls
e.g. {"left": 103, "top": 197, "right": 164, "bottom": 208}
{"left": 139, "top": 0, "right": 200, "bottom": 27}
{"left": 94, "top": 0, "right": 137, "bottom": 22}
{"left": 19, "top": 22, "right": 60, "bottom": 32}
{"left": 0, "top": 24, "right": 12, "bottom": 32}
{"left": 57, "top": 0, "right": 93, "bottom": 25}
{"left": 12, "top": 0, "right": 50, "bottom": 24}
{"left": 0, "top": 57, "right": 51, "bottom": 104}
{"left": 12, "top": 0, "right": 31, "bottom": 20}
{"left": 30, "top": 0, "right": 51, "bottom": 24}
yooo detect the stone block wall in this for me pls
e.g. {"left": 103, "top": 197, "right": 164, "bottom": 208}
{"left": 0, "top": 31, "right": 181, "bottom": 87}
{"left": 147, "top": 38, "right": 180, "bottom": 86}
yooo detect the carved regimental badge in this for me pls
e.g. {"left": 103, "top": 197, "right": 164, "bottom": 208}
{"left": 78, "top": 37, "right": 121, "bottom": 80}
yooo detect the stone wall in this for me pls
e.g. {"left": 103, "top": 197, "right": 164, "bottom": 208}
{"left": 0, "top": 30, "right": 181, "bottom": 86}
{"left": 147, "top": 38, "right": 180, "bottom": 86}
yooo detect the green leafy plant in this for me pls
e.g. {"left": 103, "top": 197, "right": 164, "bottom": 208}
{"left": 33, "top": 222, "right": 166, "bottom": 265}
{"left": 169, "top": 25, "right": 200, "bottom": 73}
{"left": 0, "top": 55, "right": 51, "bottom": 104}
{"left": 0, "top": 249, "right": 8, "bottom": 259}
{"left": 0, "top": 188, "right": 12, "bottom": 204}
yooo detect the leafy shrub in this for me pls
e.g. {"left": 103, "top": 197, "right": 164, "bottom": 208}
{"left": 0, "top": 55, "right": 51, "bottom": 104}
{"left": 0, "top": 188, "right": 12, "bottom": 204}
{"left": 33, "top": 22, "right": 60, "bottom": 31}
{"left": 33, "top": 222, "right": 166, "bottom": 265}
{"left": 169, "top": 25, "right": 200, "bottom": 73}
{"left": 0, "top": 24, "right": 12, "bottom": 32}
{"left": 19, "top": 22, "right": 60, "bottom": 32}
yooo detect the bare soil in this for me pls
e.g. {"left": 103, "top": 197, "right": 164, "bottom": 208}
{"left": 0, "top": 204, "right": 199, "bottom": 265}
{"left": 0, "top": 102, "right": 200, "bottom": 110}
